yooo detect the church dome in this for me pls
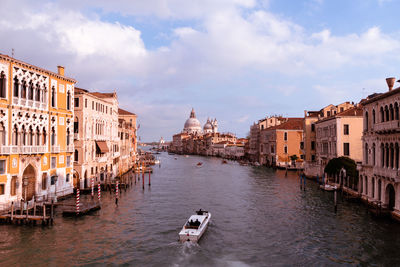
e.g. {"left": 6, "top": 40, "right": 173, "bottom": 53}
{"left": 183, "top": 108, "right": 202, "bottom": 134}
{"left": 203, "top": 119, "right": 213, "bottom": 131}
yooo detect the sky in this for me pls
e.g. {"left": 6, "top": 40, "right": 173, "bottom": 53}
{"left": 1, "top": 0, "right": 400, "bottom": 142}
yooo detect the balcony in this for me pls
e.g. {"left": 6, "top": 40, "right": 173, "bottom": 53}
{"left": 97, "top": 156, "right": 108, "bottom": 163}
{"left": 373, "top": 121, "right": 400, "bottom": 134}
{"left": 1, "top": 145, "right": 47, "bottom": 154}
{"left": 12, "top": 97, "right": 47, "bottom": 110}
{"left": 66, "top": 144, "right": 74, "bottom": 152}
{"left": 51, "top": 145, "right": 60, "bottom": 153}
{"left": 372, "top": 166, "right": 400, "bottom": 182}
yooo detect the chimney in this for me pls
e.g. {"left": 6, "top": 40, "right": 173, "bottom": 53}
{"left": 57, "top": 66, "right": 65, "bottom": 76}
{"left": 386, "top": 77, "right": 396, "bottom": 91}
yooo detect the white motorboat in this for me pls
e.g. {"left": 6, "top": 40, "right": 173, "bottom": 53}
{"left": 320, "top": 184, "right": 337, "bottom": 191}
{"left": 179, "top": 210, "right": 211, "bottom": 242}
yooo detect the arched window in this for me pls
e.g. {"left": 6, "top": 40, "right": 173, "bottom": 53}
{"left": 66, "top": 128, "right": 70, "bottom": 146}
{"left": 28, "top": 126, "right": 33, "bottom": 146}
{"left": 396, "top": 103, "right": 399, "bottom": 120}
{"left": 42, "top": 128, "right": 47, "bottom": 145}
{"left": 365, "top": 143, "right": 369, "bottom": 164}
{"left": 21, "top": 125, "right": 26, "bottom": 145}
{"left": 21, "top": 80, "right": 27, "bottom": 99}
{"left": 51, "top": 86, "right": 56, "bottom": 107}
{"left": 372, "top": 177, "right": 375, "bottom": 198}
{"left": 67, "top": 91, "right": 71, "bottom": 110}
{"left": 12, "top": 125, "right": 18, "bottom": 145}
{"left": 390, "top": 104, "right": 394, "bottom": 120}
{"left": 13, "top": 76, "right": 19, "bottom": 97}
{"left": 390, "top": 143, "right": 394, "bottom": 169}
{"left": 385, "top": 105, "right": 389, "bottom": 122}
{"left": 74, "top": 149, "right": 78, "bottom": 162}
{"left": 381, "top": 143, "right": 384, "bottom": 167}
{"left": 380, "top": 106, "right": 384, "bottom": 122}
{"left": 365, "top": 176, "right": 368, "bottom": 196}
{"left": 35, "top": 83, "right": 40, "bottom": 101}
{"left": 0, "top": 72, "right": 6, "bottom": 98}
{"left": 372, "top": 109, "right": 376, "bottom": 124}
{"left": 372, "top": 143, "right": 376, "bottom": 166}
{"left": 378, "top": 179, "right": 382, "bottom": 201}
{"left": 0, "top": 122, "right": 5, "bottom": 146}
{"left": 51, "top": 127, "right": 56, "bottom": 146}
{"left": 36, "top": 126, "right": 40, "bottom": 146}
{"left": 396, "top": 143, "right": 399, "bottom": 170}
{"left": 386, "top": 143, "right": 390, "bottom": 168}
{"left": 66, "top": 173, "right": 70, "bottom": 183}
{"left": 28, "top": 81, "right": 33, "bottom": 100}
{"left": 365, "top": 112, "right": 369, "bottom": 131}
{"left": 42, "top": 173, "right": 47, "bottom": 190}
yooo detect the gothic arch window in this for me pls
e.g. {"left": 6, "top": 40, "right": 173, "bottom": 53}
{"left": 42, "top": 127, "right": 47, "bottom": 145}
{"left": 12, "top": 125, "right": 18, "bottom": 145}
{"left": 0, "top": 71, "right": 6, "bottom": 98}
{"left": 21, "top": 80, "right": 27, "bottom": 99}
{"left": 51, "top": 86, "right": 56, "bottom": 107}
{"left": 28, "top": 126, "right": 33, "bottom": 146}
{"left": 35, "top": 83, "right": 40, "bottom": 101}
{"left": 66, "top": 128, "right": 70, "bottom": 146}
{"left": 21, "top": 125, "right": 26, "bottom": 145}
{"left": 396, "top": 143, "right": 399, "bottom": 170}
{"left": 28, "top": 81, "right": 33, "bottom": 100}
{"left": 372, "top": 143, "right": 376, "bottom": 166}
{"left": 13, "top": 76, "right": 19, "bottom": 97}
{"left": 381, "top": 143, "right": 384, "bottom": 167}
{"left": 0, "top": 122, "right": 5, "bottom": 146}
{"left": 380, "top": 106, "right": 384, "bottom": 122}
{"left": 51, "top": 127, "right": 56, "bottom": 146}
{"left": 67, "top": 91, "right": 71, "bottom": 110}
{"left": 372, "top": 109, "right": 376, "bottom": 124}
{"left": 395, "top": 103, "right": 399, "bottom": 120}
{"left": 390, "top": 104, "right": 394, "bottom": 121}
{"left": 74, "top": 149, "right": 78, "bottom": 162}
{"left": 365, "top": 143, "right": 369, "bottom": 164}
{"left": 365, "top": 111, "right": 369, "bottom": 131}
{"left": 36, "top": 126, "right": 40, "bottom": 146}
{"left": 385, "top": 105, "right": 389, "bottom": 122}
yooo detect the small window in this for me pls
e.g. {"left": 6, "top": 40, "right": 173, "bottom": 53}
{"left": 284, "top": 132, "right": 287, "bottom": 141}
{"left": 311, "top": 124, "right": 315, "bottom": 132}
{"left": 0, "top": 184, "right": 4, "bottom": 195}
{"left": 51, "top": 157, "right": 56, "bottom": 169}
{"left": 66, "top": 173, "right": 70, "bottom": 183}
{"left": 11, "top": 176, "right": 17, "bottom": 196}
{"left": 311, "top": 155, "right": 316, "bottom": 161}
{"left": 0, "top": 159, "right": 5, "bottom": 174}
{"left": 300, "top": 155, "right": 305, "bottom": 159}
{"left": 311, "top": 141, "right": 315, "bottom": 150}
{"left": 344, "top": 124, "right": 349, "bottom": 135}
{"left": 66, "top": 156, "right": 71, "bottom": 167}
{"left": 85, "top": 99, "right": 87, "bottom": 108}
{"left": 74, "top": 98, "right": 79, "bottom": 107}
{"left": 51, "top": 176, "right": 57, "bottom": 185}
{"left": 92, "top": 101, "right": 94, "bottom": 110}
{"left": 327, "top": 111, "right": 331, "bottom": 117}
{"left": 42, "top": 173, "right": 47, "bottom": 190}
{"left": 340, "top": 107, "right": 344, "bottom": 112}
{"left": 91, "top": 167, "right": 94, "bottom": 175}
{"left": 344, "top": 143, "right": 350, "bottom": 156}
{"left": 284, "top": 145, "right": 288, "bottom": 154}
{"left": 300, "top": 142, "right": 304, "bottom": 149}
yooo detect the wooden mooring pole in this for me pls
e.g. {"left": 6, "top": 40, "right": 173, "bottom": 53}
{"left": 148, "top": 172, "right": 151, "bottom": 186}
{"left": 334, "top": 189, "right": 337, "bottom": 213}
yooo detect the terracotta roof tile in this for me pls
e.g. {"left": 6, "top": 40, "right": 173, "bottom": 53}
{"left": 118, "top": 108, "right": 136, "bottom": 116}
{"left": 267, "top": 118, "right": 304, "bottom": 130}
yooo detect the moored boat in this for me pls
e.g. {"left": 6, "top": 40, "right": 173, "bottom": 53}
{"left": 320, "top": 184, "right": 337, "bottom": 191}
{"left": 179, "top": 210, "right": 211, "bottom": 242}
{"left": 196, "top": 162, "right": 202, "bottom": 167}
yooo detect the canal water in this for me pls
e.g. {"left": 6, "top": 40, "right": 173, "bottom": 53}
{"left": 2, "top": 153, "right": 400, "bottom": 266}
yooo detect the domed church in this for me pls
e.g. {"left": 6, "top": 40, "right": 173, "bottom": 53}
{"left": 182, "top": 108, "right": 218, "bottom": 135}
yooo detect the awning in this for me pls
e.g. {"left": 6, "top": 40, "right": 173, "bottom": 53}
{"left": 96, "top": 141, "right": 109, "bottom": 153}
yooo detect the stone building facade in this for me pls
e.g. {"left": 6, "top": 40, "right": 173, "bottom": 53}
{"left": 0, "top": 54, "right": 75, "bottom": 208}
{"left": 118, "top": 108, "right": 137, "bottom": 176}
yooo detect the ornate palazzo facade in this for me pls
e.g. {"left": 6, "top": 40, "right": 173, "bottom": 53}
{"left": 0, "top": 54, "right": 75, "bottom": 208}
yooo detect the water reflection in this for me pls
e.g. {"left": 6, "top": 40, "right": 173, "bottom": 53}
{"left": 1, "top": 153, "right": 400, "bottom": 266}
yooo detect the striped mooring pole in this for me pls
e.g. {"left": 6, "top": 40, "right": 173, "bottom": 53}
{"left": 98, "top": 182, "right": 101, "bottom": 202}
{"left": 116, "top": 180, "right": 119, "bottom": 205}
{"left": 76, "top": 188, "right": 80, "bottom": 215}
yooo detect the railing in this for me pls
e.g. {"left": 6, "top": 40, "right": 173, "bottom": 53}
{"left": 374, "top": 121, "right": 400, "bottom": 133}
{"left": 1, "top": 145, "right": 47, "bottom": 154}
{"left": 373, "top": 166, "right": 400, "bottom": 181}
{"left": 12, "top": 97, "right": 47, "bottom": 110}
{"left": 66, "top": 144, "right": 74, "bottom": 152}
{"left": 51, "top": 145, "right": 60, "bottom": 153}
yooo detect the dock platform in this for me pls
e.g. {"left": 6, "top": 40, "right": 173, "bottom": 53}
{"left": 61, "top": 202, "right": 101, "bottom": 217}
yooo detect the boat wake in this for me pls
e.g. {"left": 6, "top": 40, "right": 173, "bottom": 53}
{"left": 172, "top": 241, "right": 201, "bottom": 267}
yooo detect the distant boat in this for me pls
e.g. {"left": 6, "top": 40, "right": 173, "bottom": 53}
{"left": 174, "top": 157, "right": 178, "bottom": 160}
{"left": 185, "top": 155, "right": 189, "bottom": 158}
{"left": 222, "top": 160, "right": 228, "bottom": 164}
{"left": 179, "top": 210, "right": 211, "bottom": 242}
{"left": 320, "top": 184, "right": 337, "bottom": 191}
{"left": 196, "top": 162, "right": 202, "bottom": 167}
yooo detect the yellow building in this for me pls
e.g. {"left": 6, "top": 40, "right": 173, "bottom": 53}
{"left": 0, "top": 54, "right": 75, "bottom": 209}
